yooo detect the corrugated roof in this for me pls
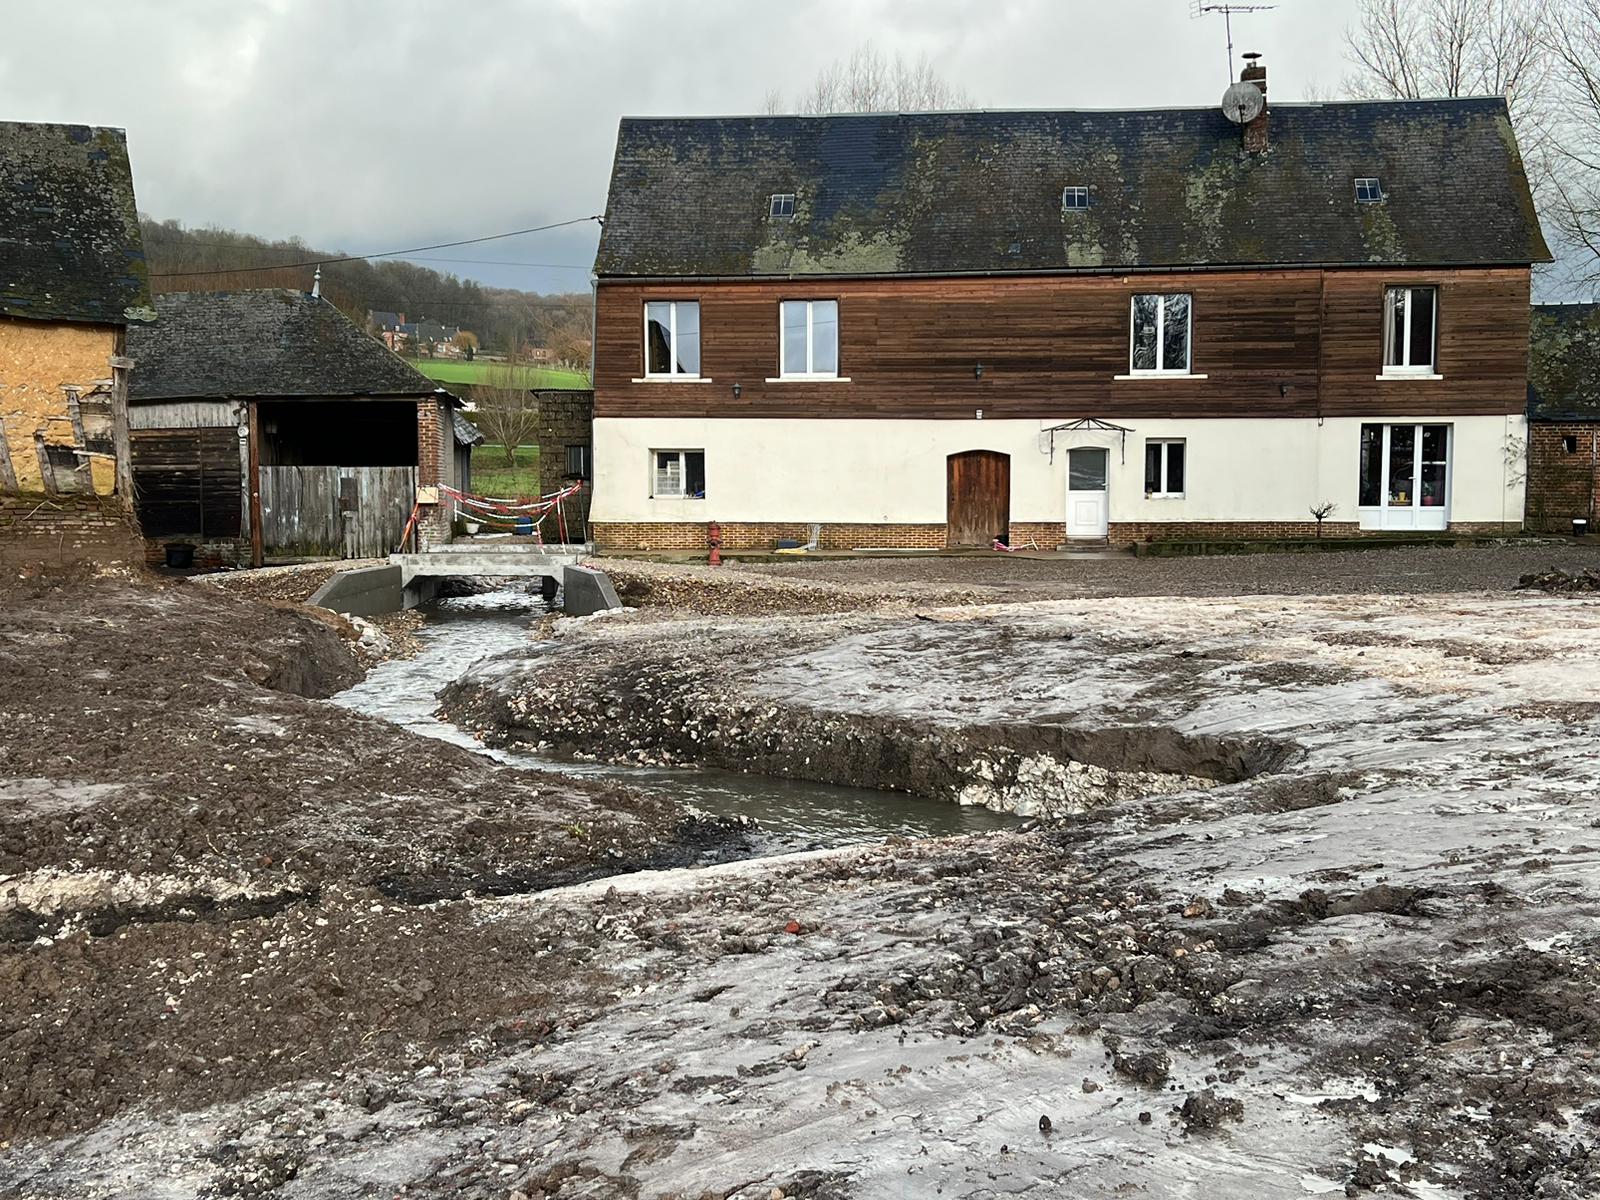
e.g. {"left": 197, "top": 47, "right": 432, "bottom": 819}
{"left": 128, "top": 290, "right": 447, "bottom": 401}
{"left": 0, "top": 121, "right": 152, "bottom": 324}
{"left": 1528, "top": 303, "right": 1600, "bottom": 421}
{"left": 596, "top": 98, "right": 1550, "bottom": 278}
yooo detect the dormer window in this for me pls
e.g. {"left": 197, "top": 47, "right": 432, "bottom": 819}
{"left": 769, "top": 193, "right": 796, "bottom": 219}
{"left": 1355, "top": 177, "right": 1383, "bottom": 203}
{"left": 1062, "top": 186, "right": 1090, "bottom": 211}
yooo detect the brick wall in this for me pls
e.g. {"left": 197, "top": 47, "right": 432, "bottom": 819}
{"left": 534, "top": 389, "right": 592, "bottom": 540}
{"left": 0, "top": 493, "right": 142, "bottom": 567}
{"left": 414, "top": 398, "right": 450, "bottom": 550}
{"left": 1526, "top": 423, "right": 1599, "bottom": 532}
{"left": 593, "top": 518, "right": 1525, "bottom": 554}
{"left": 139, "top": 535, "right": 248, "bottom": 570}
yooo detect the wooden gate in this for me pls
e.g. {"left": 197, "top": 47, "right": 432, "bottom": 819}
{"left": 259, "top": 466, "right": 416, "bottom": 559}
{"left": 946, "top": 450, "right": 1010, "bottom": 547}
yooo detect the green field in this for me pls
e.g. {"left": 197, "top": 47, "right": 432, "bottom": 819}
{"left": 405, "top": 359, "right": 590, "bottom": 389}
{"left": 469, "top": 444, "right": 541, "bottom": 499}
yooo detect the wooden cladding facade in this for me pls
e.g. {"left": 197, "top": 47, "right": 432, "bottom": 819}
{"left": 595, "top": 267, "right": 1531, "bottom": 421}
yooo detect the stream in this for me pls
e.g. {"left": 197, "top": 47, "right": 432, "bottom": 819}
{"left": 332, "top": 589, "right": 1020, "bottom": 854}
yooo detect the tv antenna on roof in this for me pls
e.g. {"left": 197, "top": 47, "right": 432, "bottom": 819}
{"left": 1190, "top": 1, "right": 1277, "bottom": 80}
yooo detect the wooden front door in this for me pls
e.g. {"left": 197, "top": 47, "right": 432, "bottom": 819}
{"left": 946, "top": 450, "right": 1010, "bottom": 547}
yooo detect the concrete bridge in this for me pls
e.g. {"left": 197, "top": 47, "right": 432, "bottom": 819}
{"left": 308, "top": 542, "right": 619, "bottom": 617}
{"left": 391, "top": 541, "right": 590, "bottom": 583}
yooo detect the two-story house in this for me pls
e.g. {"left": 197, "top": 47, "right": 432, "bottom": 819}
{"left": 588, "top": 59, "right": 1549, "bottom": 551}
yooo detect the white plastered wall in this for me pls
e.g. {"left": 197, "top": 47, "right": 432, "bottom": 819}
{"left": 591, "top": 415, "right": 1527, "bottom": 527}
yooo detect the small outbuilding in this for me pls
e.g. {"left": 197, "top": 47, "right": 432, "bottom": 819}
{"left": 127, "top": 289, "right": 476, "bottom": 566}
{"left": 1526, "top": 303, "right": 1600, "bottom": 535}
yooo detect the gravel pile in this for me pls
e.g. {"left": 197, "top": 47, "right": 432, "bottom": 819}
{"left": 1517, "top": 567, "right": 1600, "bottom": 593}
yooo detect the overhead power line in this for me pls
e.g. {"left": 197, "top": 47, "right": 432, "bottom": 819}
{"left": 149, "top": 215, "right": 602, "bottom": 280}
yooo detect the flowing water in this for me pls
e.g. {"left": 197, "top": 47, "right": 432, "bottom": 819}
{"left": 332, "top": 589, "right": 1020, "bottom": 853}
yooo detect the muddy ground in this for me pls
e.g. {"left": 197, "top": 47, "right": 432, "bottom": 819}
{"left": 0, "top": 570, "right": 714, "bottom": 1152}
{"left": 4, "top": 554, "right": 1600, "bottom": 1198}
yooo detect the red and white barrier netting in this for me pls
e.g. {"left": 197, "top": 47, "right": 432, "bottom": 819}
{"left": 397, "top": 480, "right": 585, "bottom": 551}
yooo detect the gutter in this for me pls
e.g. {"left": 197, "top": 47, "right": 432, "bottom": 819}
{"left": 594, "top": 260, "right": 1544, "bottom": 286}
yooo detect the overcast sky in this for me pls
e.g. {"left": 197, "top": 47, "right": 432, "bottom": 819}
{"left": 3, "top": 0, "right": 1362, "bottom": 295}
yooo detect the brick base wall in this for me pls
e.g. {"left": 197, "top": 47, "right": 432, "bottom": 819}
{"left": 0, "top": 493, "right": 142, "bottom": 567}
{"left": 594, "top": 518, "right": 1527, "bottom": 555}
{"left": 1526, "top": 423, "right": 1599, "bottom": 532}
{"left": 140, "top": 535, "right": 248, "bottom": 570}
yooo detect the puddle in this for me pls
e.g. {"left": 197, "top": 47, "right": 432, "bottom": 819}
{"left": 332, "top": 589, "right": 1019, "bottom": 852}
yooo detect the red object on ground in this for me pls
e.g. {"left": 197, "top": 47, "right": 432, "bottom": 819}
{"left": 707, "top": 519, "right": 723, "bottom": 566}
{"left": 784, "top": 920, "right": 802, "bottom": 935}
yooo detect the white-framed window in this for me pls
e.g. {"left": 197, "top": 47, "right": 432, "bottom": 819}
{"left": 1144, "top": 439, "right": 1186, "bottom": 497}
{"left": 769, "top": 193, "right": 796, "bottom": 219}
{"left": 1130, "top": 293, "right": 1192, "bottom": 374}
{"left": 1355, "top": 177, "right": 1383, "bottom": 203}
{"left": 779, "top": 299, "right": 839, "bottom": 378}
{"left": 643, "top": 301, "right": 702, "bottom": 378}
{"left": 1358, "top": 423, "right": 1450, "bottom": 520}
{"left": 1382, "top": 286, "right": 1438, "bottom": 375}
{"left": 1062, "top": 185, "right": 1090, "bottom": 210}
{"left": 652, "top": 449, "right": 705, "bottom": 498}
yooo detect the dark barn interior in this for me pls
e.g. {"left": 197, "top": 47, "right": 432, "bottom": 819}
{"left": 257, "top": 400, "right": 418, "bottom": 467}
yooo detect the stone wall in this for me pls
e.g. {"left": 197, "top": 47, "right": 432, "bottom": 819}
{"left": 534, "top": 388, "right": 592, "bottom": 541}
{"left": 1526, "top": 423, "right": 1599, "bottom": 532}
{"left": 0, "top": 318, "right": 123, "bottom": 497}
{"left": 0, "top": 493, "right": 142, "bottom": 567}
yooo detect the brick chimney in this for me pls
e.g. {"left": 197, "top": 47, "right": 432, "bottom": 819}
{"left": 1240, "top": 52, "right": 1268, "bottom": 153}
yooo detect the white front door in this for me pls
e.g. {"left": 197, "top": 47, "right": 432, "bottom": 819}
{"left": 1066, "top": 447, "right": 1110, "bottom": 539}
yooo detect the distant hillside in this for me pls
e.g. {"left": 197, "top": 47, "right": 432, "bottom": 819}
{"left": 139, "top": 218, "right": 589, "bottom": 360}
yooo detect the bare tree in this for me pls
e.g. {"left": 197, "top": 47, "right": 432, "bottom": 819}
{"left": 470, "top": 364, "right": 541, "bottom": 469}
{"left": 1343, "top": 0, "right": 1549, "bottom": 110}
{"left": 1543, "top": 2, "right": 1600, "bottom": 286}
{"left": 767, "top": 44, "right": 974, "bottom": 115}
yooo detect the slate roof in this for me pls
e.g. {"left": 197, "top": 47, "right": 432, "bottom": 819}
{"left": 0, "top": 121, "right": 152, "bottom": 324}
{"left": 596, "top": 98, "right": 1550, "bottom": 278}
{"left": 1528, "top": 303, "right": 1600, "bottom": 421}
{"left": 128, "top": 290, "right": 448, "bottom": 402}
{"left": 451, "top": 410, "right": 485, "bottom": 447}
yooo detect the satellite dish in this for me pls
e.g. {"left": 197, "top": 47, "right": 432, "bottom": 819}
{"left": 1222, "top": 81, "right": 1265, "bottom": 125}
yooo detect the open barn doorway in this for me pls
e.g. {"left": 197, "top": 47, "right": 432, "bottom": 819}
{"left": 946, "top": 450, "right": 1010, "bottom": 548}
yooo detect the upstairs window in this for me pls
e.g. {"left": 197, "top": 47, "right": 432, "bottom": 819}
{"left": 1355, "top": 177, "right": 1383, "bottom": 203}
{"left": 1144, "top": 439, "right": 1186, "bottom": 497}
{"left": 779, "top": 299, "right": 839, "bottom": 377}
{"left": 1130, "top": 293, "right": 1192, "bottom": 374}
{"left": 769, "top": 193, "right": 796, "bottom": 219}
{"left": 1383, "top": 286, "right": 1437, "bottom": 375}
{"left": 653, "top": 449, "right": 705, "bottom": 498}
{"left": 1062, "top": 185, "right": 1090, "bottom": 211}
{"left": 644, "top": 301, "right": 701, "bottom": 378}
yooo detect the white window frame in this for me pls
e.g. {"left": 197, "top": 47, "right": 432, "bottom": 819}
{"left": 1380, "top": 286, "right": 1440, "bottom": 378}
{"left": 1144, "top": 438, "right": 1186, "bottom": 498}
{"left": 1357, "top": 423, "right": 1452, "bottom": 529}
{"left": 1355, "top": 177, "right": 1383, "bottom": 203}
{"left": 651, "top": 449, "right": 705, "bottom": 499}
{"left": 1126, "top": 293, "right": 1195, "bottom": 377}
{"left": 772, "top": 299, "right": 847, "bottom": 382}
{"left": 638, "top": 301, "right": 709, "bottom": 382}
{"left": 1062, "top": 185, "right": 1090, "bottom": 210}
{"left": 769, "top": 193, "right": 796, "bottom": 219}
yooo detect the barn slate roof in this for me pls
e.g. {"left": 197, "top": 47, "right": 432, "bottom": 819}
{"left": 128, "top": 290, "right": 449, "bottom": 402}
{"left": 1528, "top": 303, "right": 1600, "bottom": 422}
{"left": 0, "top": 121, "right": 152, "bottom": 324}
{"left": 596, "top": 98, "right": 1550, "bottom": 279}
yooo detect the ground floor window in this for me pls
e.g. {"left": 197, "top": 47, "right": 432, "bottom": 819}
{"left": 1359, "top": 423, "right": 1450, "bottom": 529}
{"left": 1144, "top": 438, "right": 1186, "bottom": 497}
{"left": 652, "top": 449, "right": 705, "bottom": 498}
{"left": 565, "top": 444, "right": 592, "bottom": 479}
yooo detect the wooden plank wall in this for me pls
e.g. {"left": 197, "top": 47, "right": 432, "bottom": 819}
{"left": 595, "top": 267, "right": 1530, "bottom": 421}
{"left": 259, "top": 465, "right": 415, "bottom": 559}
{"left": 129, "top": 427, "right": 242, "bottom": 538}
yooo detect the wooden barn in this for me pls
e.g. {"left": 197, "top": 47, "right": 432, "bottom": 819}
{"left": 126, "top": 289, "right": 479, "bottom": 566}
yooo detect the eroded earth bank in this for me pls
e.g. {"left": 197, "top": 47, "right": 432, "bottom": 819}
{"left": 5, "top": 559, "right": 1600, "bottom": 1198}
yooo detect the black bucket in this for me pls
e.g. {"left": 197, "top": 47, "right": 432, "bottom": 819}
{"left": 164, "top": 543, "right": 196, "bottom": 569}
